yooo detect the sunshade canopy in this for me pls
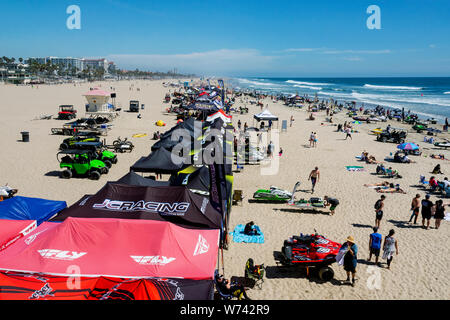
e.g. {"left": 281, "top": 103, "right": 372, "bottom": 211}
{"left": 0, "top": 196, "right": 67, "bottom": 225}
{"left": 0, "top": 217, "right": 220, "bottom": 280}
{"left": 50, "top": 183, "right": 223, "bottom": 230}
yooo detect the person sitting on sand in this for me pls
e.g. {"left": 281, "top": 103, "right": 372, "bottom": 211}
{"left": 429, "top": 176, "right": 439, "bottom": 191}
{"left": 432, "top": 164, "right": 443, "bottom": 174}
{"left": 400, "top": 154, "right": 415, "bottom": 163}
{"left": 244, "top": 221, "right": 259, "bottom": 236}
{"left": 366, "top": 155, "right": 383, "bottom": 164}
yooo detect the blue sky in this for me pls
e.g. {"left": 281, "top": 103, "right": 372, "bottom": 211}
{"left": 1, "top": 0, "right": 450, "bottom": 77}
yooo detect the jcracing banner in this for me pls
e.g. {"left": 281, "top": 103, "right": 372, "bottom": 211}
{"left": 51, "top": 183, "right": 223, "bottom": 230}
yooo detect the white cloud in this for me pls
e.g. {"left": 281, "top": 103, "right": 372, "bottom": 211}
{"left": 322, "top": 49, "right": 391, "bottom": 54}
{"left": 107, "top": 49, "right": 276, "bottom": 76}
{"left": 282, "top": 48, "right": 318, "bottom": 52}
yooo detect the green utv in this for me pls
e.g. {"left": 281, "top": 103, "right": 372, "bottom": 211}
{"left": 59, "top": 132, "right": 100, "bottom": 150}
{"left": 57, "top": 149, "right": 108, "bottom": 180}
{"left": 71, "top": 141, "right": 118, "bottom": 169}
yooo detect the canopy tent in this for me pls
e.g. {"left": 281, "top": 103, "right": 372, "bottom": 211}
{"left": 253, "top": 108, "right": 279, "bottom": 121}
{"left": 131, "top": 147, "right": 188, "bottom": 174}
{"left": 116, "top": 171, "right": 170, "bottom": 187}
{"left": 253, "top": 108, "right": 279, "bottom": 129}
{"left": 0, "top": 219, "right": 36, "bottom": 252}
{"left": 0, "top": 217, "right": 220, "bottom": 280}
{"left": 206, "top": 109, "right": 232, "bottom": 123}
{"left": 50, "top": 183, "right": 223, "bottom": 230}
{"left": 0, "top": 272, "right": 214, "bottom": 300}
{"left": 0, "top": 196, "right": 67, "bottom": 225}
{"left": 169, "top": 165, "right": 211, "bottom": 196}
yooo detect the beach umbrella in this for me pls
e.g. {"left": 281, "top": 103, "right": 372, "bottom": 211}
{"left": 397, "top": 142, "right": 419, "bottom": 150}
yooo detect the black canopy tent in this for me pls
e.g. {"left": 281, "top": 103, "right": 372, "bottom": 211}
{"left": 50, "top": 182, "right": 223, "bottom": 230}
{"left": 116, "top": 171, "right": 170, "bottom": 187}
{"left": 130, "top": 147, "right": 188, "bottom": 174}
{"left": 253, "top": 108, "right": 279, "bottom": 129}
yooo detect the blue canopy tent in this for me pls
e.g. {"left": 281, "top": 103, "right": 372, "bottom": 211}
{"left": 0, "top": 196, "right": 67, "bottom": 225}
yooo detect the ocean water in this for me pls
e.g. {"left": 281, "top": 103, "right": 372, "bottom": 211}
{"left": 231, "top": 77, "right": 450, "bottom": 123}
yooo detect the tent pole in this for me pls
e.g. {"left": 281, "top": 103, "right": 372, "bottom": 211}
{"left": 221, "top": 247, "right": 225, "bottom": 276}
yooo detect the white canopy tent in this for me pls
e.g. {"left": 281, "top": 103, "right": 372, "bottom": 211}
{"left": 253, "top": 108, "right": 279, "bottom": 129}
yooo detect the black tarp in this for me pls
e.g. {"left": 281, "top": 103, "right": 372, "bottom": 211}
{"left": 51, "top": 183, "right": 223, "bottom": 230}
{"left": 116, "top": 171, "right": 170, "bottom": 187}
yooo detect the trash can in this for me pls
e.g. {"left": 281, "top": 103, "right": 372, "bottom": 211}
{"left": 21, "top": 131, "right": 30, "bottom": 142}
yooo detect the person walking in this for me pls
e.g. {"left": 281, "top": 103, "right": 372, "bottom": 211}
{"left": 421, "top": 194, "right": 434, "bottom": 229}
{"left": 309, "top": 132, "right": 314, "bottom": 148}
{"left": 374, "top": 195, "right": 385, "bottom": 228}
{"left": 345, "top": 127, "right": 352, "bottom": 140}
{"left": 342, "top": 236, "right": 358, "bottom": 286}
{"left": 434, "top": 200, "right": 446, "bottom": 229}
{"left": 408, "top": 194, "right": 421, "bottom": 224}
{"left": 368, "top": 227, "right": 382, "bottom": 265}
{"left": 313, "top": 132, "right": 318, "bottom": 147}
{"left": 290, "top": 115, "right": 294, "bottom": 127}
{"left": 382, "top": 229, "right": 398, "bottom": 270}
{"left": 267, "top": 141, "right": 274, "bottom": 158}
{"left": 308, "top": 167, "right": 320, "bottom": 193}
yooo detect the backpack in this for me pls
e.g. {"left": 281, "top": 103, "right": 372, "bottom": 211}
{"left": 374, "top": 200, "right": 382, "bottom": 210}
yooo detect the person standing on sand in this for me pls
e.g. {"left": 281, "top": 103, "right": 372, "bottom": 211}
{"left": 313, "top": 132, "right": 318, "bottom": 147}
{"left": 421, "top": 194, "right": 434, "bottom": 230}
{"left": 290, "top": 115, "right": 294, "bottom": 127}
{"left": 309, "top": 132, "right": 314, "bottom": 148}
{"left": 342, "top": 236, "right": 358, "bottom": 286}
{"left": 368, "top": 227, "right": 382, "bottom": 265}
{"left": 345, "top": 127, "right": 352, "bottom": 140}
{"left": 308, "top": 167, "right": 320, "bottom": 193}
{"left": 374, "top": 195, "right": 385, "bottom": 228}
{"left": 433, "top": 200, "right": 446, "bottom": 229}
{"left": 382, "top": 229, "right": 398, "bottom": 269}
{"left": 408, "top": 194, "right": 421, "bottom": 224}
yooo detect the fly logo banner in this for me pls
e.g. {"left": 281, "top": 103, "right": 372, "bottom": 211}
{"left": 193, "top": 234, "right": 209, "bottom": 256}
{"left": 38, "top": 249, "right": 87, "bottom": 261}
{"left": 130, "top": 255, "right": 176, "bottom": 266}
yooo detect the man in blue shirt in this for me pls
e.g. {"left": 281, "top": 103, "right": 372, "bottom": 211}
{"left": 368, "top": 227, "right": 382, "bottom": 265}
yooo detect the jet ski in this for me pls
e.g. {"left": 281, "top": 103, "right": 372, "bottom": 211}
{"left": 0, "top": 185, "right": 18, "bottom": 200}
{"left": 275, "top": 232, "right": 342, "bottom": 281}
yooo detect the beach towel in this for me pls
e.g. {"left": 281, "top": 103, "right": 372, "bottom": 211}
{"left": 336, "top": 247, "right": 348, "bottom": 266}
{"left": 346, "top": 166, "right": 365, "bottom": 172}
{"left": 229, "top": 224, "right": 264, "bottom": 244}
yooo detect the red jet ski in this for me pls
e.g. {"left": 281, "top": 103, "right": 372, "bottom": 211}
{"left": 276, "top": 232, "right": 342, "bottom": 281}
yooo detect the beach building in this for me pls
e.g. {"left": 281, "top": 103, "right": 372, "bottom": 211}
{"left": 84, "top": 88, "right": 113, "bottom": 112}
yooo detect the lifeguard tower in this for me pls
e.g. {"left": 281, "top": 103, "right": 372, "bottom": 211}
{"left": 83, "top": 88, "right": 118, "bottom": 121}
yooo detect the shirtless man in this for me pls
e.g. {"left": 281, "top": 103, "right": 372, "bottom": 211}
{"left": 308, "top": 167, "right": 320, "bottom": 193}
{"left": 408, "top": 194, "right": 421, "bottom": 224}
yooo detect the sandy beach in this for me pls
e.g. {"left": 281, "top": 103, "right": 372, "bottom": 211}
{"left": 0, "top": 79, "right": 449, "bottom": 300}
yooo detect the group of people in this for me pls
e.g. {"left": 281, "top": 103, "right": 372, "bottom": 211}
{"left": 409, "top": 194, "right": 448, "bottom": 229}
{"left": 309, "top": 132, "right": 318, "bottom": 148}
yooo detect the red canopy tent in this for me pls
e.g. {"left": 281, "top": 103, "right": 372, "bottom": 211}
{"left": 0, "top": 219, "right": 36, "bottom": 252}
{"left": 0, "top": 217, "right": 219, "bottom": 280}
